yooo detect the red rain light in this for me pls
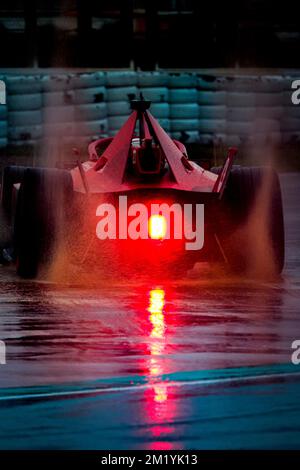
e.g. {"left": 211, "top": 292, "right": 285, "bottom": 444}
{"left": 148, "top": 215, "right": 167, "bottom": 240}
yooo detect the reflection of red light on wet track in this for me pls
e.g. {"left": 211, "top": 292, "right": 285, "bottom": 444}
{"left": 143, "top": 288, "right": 177, "bottom": 449}
{"left": 148, "top": 289, "right": 167, "bottom": 401}
{"left": 148, "top": 289, "right": 165, "bottom": 341}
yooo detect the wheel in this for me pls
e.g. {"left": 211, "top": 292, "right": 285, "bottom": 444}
{"left": 14, "top": 168, "right": 73, "bottom": 278}
{"left": 1, "top": 166, "right": 28, "bottom": 219}
{"left": 212, "top": 166, "right": 285, "bottom": 276}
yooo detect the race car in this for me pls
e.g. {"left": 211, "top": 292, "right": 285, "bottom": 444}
{"left": 1, "top": 98, "right": 284, "bottom": 279}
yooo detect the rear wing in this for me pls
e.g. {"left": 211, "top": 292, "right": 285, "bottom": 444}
{"left": 213, "top": 147, "right": 237, "bottom": 198}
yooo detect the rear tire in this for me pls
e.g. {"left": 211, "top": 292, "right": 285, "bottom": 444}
{"left": 14, "top": 168, "right": 73, "bottom": 278}
{"left": 212, "top": 166, "right": 284, "bottom": 276}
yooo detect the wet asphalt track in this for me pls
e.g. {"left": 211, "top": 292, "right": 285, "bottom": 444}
{"left": 0, "top": 173, "right": 299, "bottom": 449}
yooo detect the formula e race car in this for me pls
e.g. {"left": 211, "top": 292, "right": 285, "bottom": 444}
{"left": 1, "top": 98, "right": 284, "bottom": 279}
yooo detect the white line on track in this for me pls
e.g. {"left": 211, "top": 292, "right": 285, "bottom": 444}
{"left": 1, "top": 370, "right": 300, "bottom": 403}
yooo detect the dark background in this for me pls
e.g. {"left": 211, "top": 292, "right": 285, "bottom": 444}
{"left": 0, "top": 0, "right": 300, "bottom": 69}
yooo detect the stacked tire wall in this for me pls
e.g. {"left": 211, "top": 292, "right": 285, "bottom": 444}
{"left": 197, "top": 75, "right": 227, "bottom": 145}
{"left": 6, "top": 75, "right": 43, "bottom": 147}
{"left": 138, "top": 72, "right": 170, "bottom": 132}
{"left": 106, "top": 71, "right": 137, "bottom": 136}
{"left": 42, "top": 72, "right": 108, "bottom": 149}
{"left": 226, "top": 75, "right": 283, "bottom": 147}
{"left": 0, "top": 71, "right": 299, "bottom": 152}
{"left": 169, "top": 73, "right": 198, "bottom": 143}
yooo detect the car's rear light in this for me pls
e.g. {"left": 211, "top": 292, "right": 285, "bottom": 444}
{"left": 148, "top": 214, "right": 167, "bottom": 240}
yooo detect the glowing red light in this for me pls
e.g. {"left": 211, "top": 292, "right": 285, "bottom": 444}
{"left": 148, "top": 215, "right": 167, "bottom": 240}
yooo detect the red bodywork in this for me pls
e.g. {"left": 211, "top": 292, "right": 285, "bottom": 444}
{"left": 68, "top": 101, "right": 237, "bottom": 275}
{"left": 71, "top": 102, "right": 236, "bottom": 196}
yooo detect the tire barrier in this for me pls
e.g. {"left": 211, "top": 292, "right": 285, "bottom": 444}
{"left": 0, "top": 106, "right": 7, "bottom": 147}
{"left": 226, "top": 135, "right": 243, "bottom": 146}
{"left": 282, "top": 90, "right": 297, "bottom": 107}
{"left": 1, "top": 71, "right": 300, "bottom": 149}
{"left": 6, "top": 76, "right": 43, "bottom": 146}
{"left": 265, "top": 75, "right": 285, "bottom": 93}
{"left": 41, "top": 74, "right": 73, "bottom": 92}
{"left": 75, "top": 103, "right": 107, "bottom": 121}
{"left": 8, "top": 110, "right": 42, "bottom": 127}
{"left": 139, "top": 87, "right": 168, "bottom": 103}
{"left": 107, "top": 101, "right": 131, "bottom": 116}
{"left": 105, "top": 71, "right": 137, "bottom": 87}
{"left": 106, "top": 84, "right": 137, "bottom": 135}
{"left": 43, "top": 90, "right": 75, "bottom": 107}
{"left": 170, "top": 103, "right": 198, "bottom": 119}
{"left": 198, "top": 119, "right": 226, "bottom": 134}
{"left": 62, "top": 135, "right": 108, "bottom": 147}
{"left": 106, "top": 86, "right": 137, "bottom": 102}
{"left": 255, "top": 92, "right": 283, "bottom": 107}
{"left": 52, "top": 75, "right": 107, "bottom": 141}
{"left": 199, "top": 105, "right": 227, "bottom": 120}
{"left": 108, "top": 115, "right": 128, "bottom": 131}
{"left": 226, "top": 121, "right": 256, "bottom": 137}
{"left": 0, "top": 105, "right": 7, "bottom": 121}
{"left": 137, "top": 72, "right": 169, "bottom": 88}
{"left": 0, "top": 121, "right": 8, "bottom": 137}
{"left": 75, "top": 86, "right": 107, "bottom": 104}
{"left": 171, "top": 130, "right": 200, "bottom": 143}
{"left": 226, "top": 79, "right": 284, "bottom": 146}
{"left": 197, "top": 75, "right": 227, "bottom": 91}
{"left": 6, "top": 75, "right": 42, "bottom": 94}
{"left": 74, "top": 119, "right": 108, "bottom": 136}
{"left": 227, "top": 118, "right": 279, "bottom": 136}
{"left": 108, "top": 129, "right": 119, "bottom": 137}
{"left": 169, "top": 88, "right": 197, "bottom": 104}
{"left": 69, "top": 72, "right": 105, "bottom": 89}
{"left": 227, "top": 92, "right": 256, "bottom": 107}
{"left": 247, "top": 132, "right": 282, "bottom": 145}
{"left": 157, "top": 119, "right": 171, "bottom": 131}
{"left": 8, "top": 124, "right": 42, "bottom": 141}
{"left": 198, "top": 133, "right": 226, "bottom": 145}
{"left": 43, "top": 122, "right": 75, "bottom": 137}
{"left": 171, "top": 119, "right": 199, "bottom": 131}
{"left": 8, "top": 93, "right": 42, "bottom": 111}
{"left": 259, "top": 106, "right": 284, "bottom": 120}
{"left": 227, "top": 106, "right": 283, "bottom": 122}
{"left": 44, "top": 120, "right": 108, "bottom": 138}
{"left": 281, "top": 117, "right": 300, "bottom": 132}
{"left": 44, "top": 105, "right": 75, "bottom": 123}
{"left": 282, "top": 105, "right": 300, "bottom": 118}
{"left": 198, "top": 90, "right": 227, "bottom": 106}
{"left": 169, "top": 73, "right": 197, "bottom": 88}
{"left": 225, "top": 75, "right": 284, "bottom": 93}
{"left": 0, "top": 138, "right": 8, "bottom": 148}
{"left": 150, "top": 103, "right": 169, "bottom": 118}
